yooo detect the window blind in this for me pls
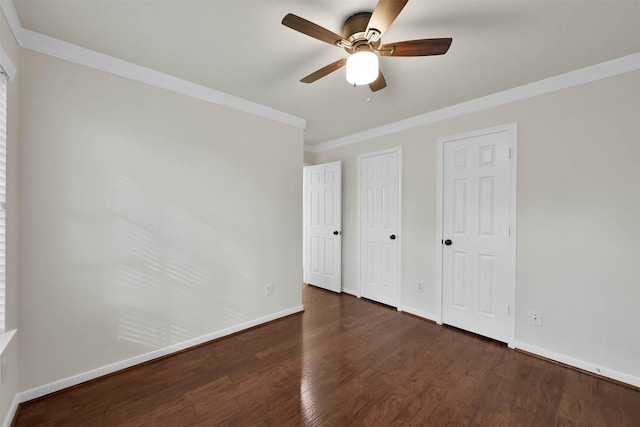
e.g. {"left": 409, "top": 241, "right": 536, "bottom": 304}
{"left": 0, "top": 73, "right": 7, "bottom": 331}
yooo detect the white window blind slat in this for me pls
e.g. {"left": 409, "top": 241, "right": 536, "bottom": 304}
{"left": 0, "top": 74, "right": 6, "bottom": 331}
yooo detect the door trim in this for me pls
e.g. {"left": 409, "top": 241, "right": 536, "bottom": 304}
{"left": 436, "top": 123, "right": 517, "bottom": 347}
{"left": 357, "top": 147, "right": 402, "bottom": 309}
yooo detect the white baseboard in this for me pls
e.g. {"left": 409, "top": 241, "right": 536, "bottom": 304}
{"left": 7, "top": 307, "right": 638, "bottom": 426}
{"left": 400, "top": 305, "right": 437, "bottom": 323}
{"left": 515, "top": 341, "right": 640, "bottom": 388}
{"left": 15, "top": 305, "right": 304, "bottom": 405}
{"left": 342, "top": 287, "right": 359, "bottom": 297}
{"left": 2, "top": 394, "right": 20, "bottom": 427}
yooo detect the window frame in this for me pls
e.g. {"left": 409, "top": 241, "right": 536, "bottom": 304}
{"left": 0, "top": 45, "right": 16, "bottom": 356}
{"left": 0, "top": 71, "right": 6, "bottom": 333}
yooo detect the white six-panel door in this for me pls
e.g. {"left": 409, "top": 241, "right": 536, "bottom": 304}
{"left": 359, "top": 149, "right": 401, "bottom": 307}
{"left": 441, "top": 128, "right": 514, "bottom": 343}
{"left": 304, "top": 161, "right": 342, "bottom": 293}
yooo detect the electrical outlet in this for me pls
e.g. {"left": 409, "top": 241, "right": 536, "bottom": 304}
{"left": 265, "top": 283, "right": 273, "bottom": 296}
{"left": 417, "top": 281, "right": 424, "bottom": 292}
{"left": 530, "top": 310, "right": 542, "bottom": 327}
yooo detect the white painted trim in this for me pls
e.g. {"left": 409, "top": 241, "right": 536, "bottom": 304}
{"left": 0, "top": 47, "right": 16, "bottom": 81}
{"left": 305, "top": 52, "right": 640, "bottom": 153}
{"left": 0, "top": 1, "right": 305, "bottom": 130}
{"left": 19, "top": 29, "right": 305, "bottom": 129}
{"left": 397, "top": 148, "right": 403, "bottom": 310}
{"left": 0, "top": 329, "right": 15, "bottom": 358}
{"left": 0, "top": 1, "right": 24, "bottom": 46}
{"left": 4, "top": 0, "right": 637, "bottom": 148}
{"left": 14, "top": 305, "right": 303, "bottom": 403}
{"left": 436, "top": 123, "right": 518, "bottom": 347}
{"left": 2, "top": 395, "right": 19, "bottom": 427}
{"left": 342, "top": 287, "right": 359, "bottom": 297}
{"left": 357, "top": 147, "right": 402, "bottom": 307}
{"left": 302, "top": 166, "right": 307, "bottom": 285}
{"left": 515, "top": 341, "right": 640, "bottom": 389}
{"left": 356, "top": 153, "right": 363, "bottom": 299}
{"left": 506, "top": 124, "right": 518, "bottom": 348}
{"left": 435, "top": 140, "right": 444, "bottom": 325}
{"left": 400, "top": 305, "right": 437, "bottom": 323}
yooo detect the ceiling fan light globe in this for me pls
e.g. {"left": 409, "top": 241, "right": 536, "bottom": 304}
{"left": 346, "top": 51, "right": 379, "bottom": 85}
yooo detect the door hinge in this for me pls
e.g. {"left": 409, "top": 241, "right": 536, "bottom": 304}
{"left": 508, "top": 148, "right": 512, "bottom": 159}
{"left": 507, "top": 305, "right": 510, "bottom": 315}
{"left": 508, "top": 226, "right": 511, "bottom": 236}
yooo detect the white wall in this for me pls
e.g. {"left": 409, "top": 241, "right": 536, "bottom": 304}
{"left": 309, "top": 71, "right": 640, "bottom": 383}
{"left": 18, "top": 49, "right": 303, "bottom": 392}
{"left": 0, "top": 7, "right": 20, "bottom": 425}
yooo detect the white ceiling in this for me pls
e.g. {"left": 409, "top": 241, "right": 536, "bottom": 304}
{"left": 12, "top": 0, "right": 640, "bottom": 145}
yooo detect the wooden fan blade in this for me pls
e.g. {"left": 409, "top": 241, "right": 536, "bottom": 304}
{"left": 366, "top": 0, "right": 409, "bottom": 41}
{"left": 379, "top": 38, "right": 452, "bottom": 56}
{"left": 282, "top": 14, "right": 344, "bottom": 47}
{"left": 301, "top": 58, "right": 347, "bottom": 83}
{"left": 369, "top": 71, "right": 387, "bottom": 92}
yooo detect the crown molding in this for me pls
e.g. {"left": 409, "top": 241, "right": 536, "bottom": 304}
{"left": 305, "top": 52, "right": 640, "bottom": 153}
{"left": 0, "top": 1, "right": 24, "bottom": 46}
{"left": 0, "top": 1, "right": 306, "bottom": 130}
{"left": 3, "top": 0, "right": 638, "bottom": 148}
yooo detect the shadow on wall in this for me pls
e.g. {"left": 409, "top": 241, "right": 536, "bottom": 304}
{"left": 66, "top": 173, "right": 262, "bottom": 349}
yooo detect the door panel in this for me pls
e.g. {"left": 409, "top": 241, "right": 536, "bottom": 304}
{"left": 442, "top": 131, "right": 511, "bottom": 343}
{"left": 359, "top": 150, "right": 400, "bottom": 307}
{"left": 304, "top": 162, "right": 342, "bottom": 293}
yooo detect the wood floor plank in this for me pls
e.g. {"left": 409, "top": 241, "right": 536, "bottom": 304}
{"left": 556, "top": 393, "right": 590, "bottom": 426}
{"left": 620, "top": 384, "right": 640, "bottom": 427}
{"left": 13, "top": 285, "right": 640, "bottom": 426}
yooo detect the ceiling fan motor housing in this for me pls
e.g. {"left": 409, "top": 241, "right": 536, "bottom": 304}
{"left": 342, "top": 12, "right": 380, "bottom": 54}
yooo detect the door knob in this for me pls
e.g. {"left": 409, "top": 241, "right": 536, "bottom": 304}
{"left": 444, "top": 239, "right": 452, "bottom": 246}
{"left": 390, "top": 234, "right": 396, "bottom": 240}
{"left": 333, "top": 230, "right": 340, "bottom": 235}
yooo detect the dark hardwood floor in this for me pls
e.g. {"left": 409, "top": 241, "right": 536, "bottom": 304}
{"left": 14, "top": 284, "right": 640, "bottom": 426}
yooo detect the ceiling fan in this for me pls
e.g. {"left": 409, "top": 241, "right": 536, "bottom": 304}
{"left": 282, "top": 0, "right": 452, "bottom": 92}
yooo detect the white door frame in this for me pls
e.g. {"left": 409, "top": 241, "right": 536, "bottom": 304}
{"left": 436, "top": 123, "right": 518, "bottom": 347}
{"left": 302, "top": 165, "right": 308, "bottom": 284}
{"left": 357, "top": 147, "right": 402, "bottom": 309}
{"left": 302, "top": 163, "right": 317, "bottom": 284}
